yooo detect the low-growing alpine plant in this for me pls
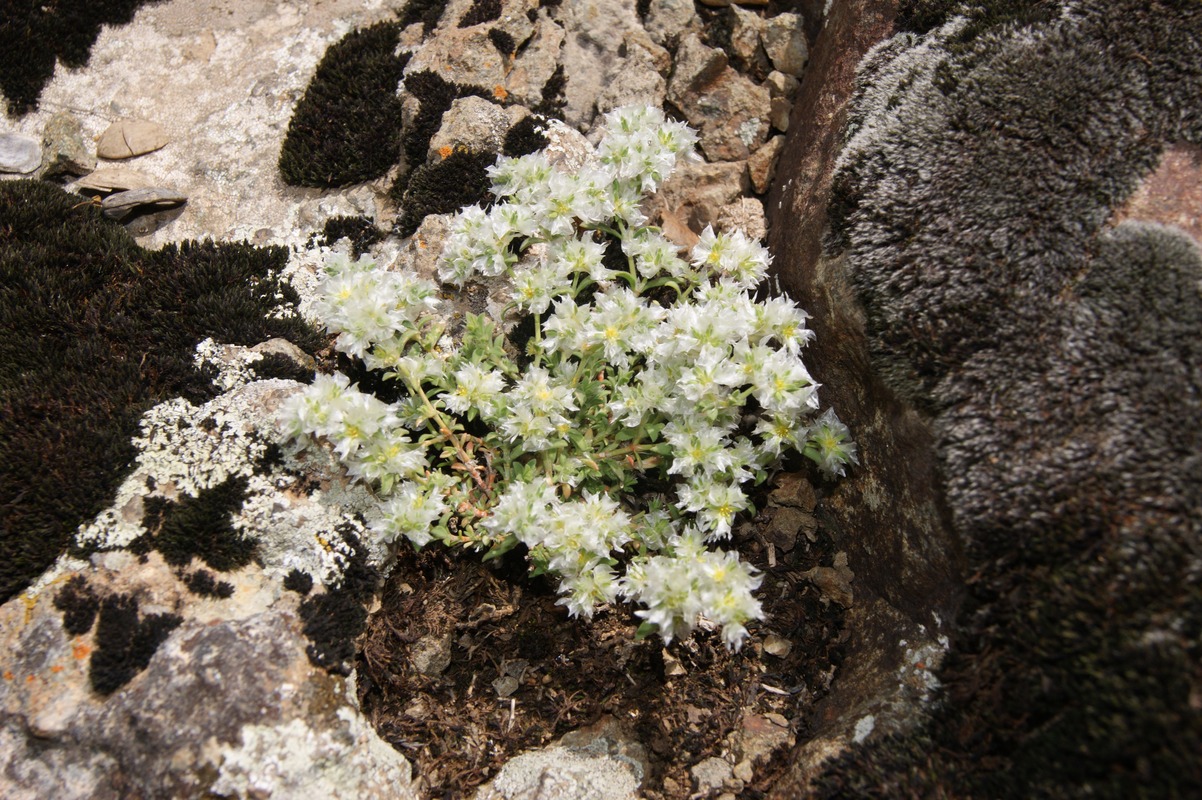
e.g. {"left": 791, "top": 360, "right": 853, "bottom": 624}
{"left": 282, "top": 105, "right": 856, "bottom": 651}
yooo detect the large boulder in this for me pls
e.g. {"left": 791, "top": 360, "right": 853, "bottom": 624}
{"left": 767, "top": 0, "right": 1202, "bottom": 795}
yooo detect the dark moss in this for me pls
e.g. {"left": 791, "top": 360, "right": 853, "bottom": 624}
{"left": 459, "top": 0, "right": 501, "bottom": 27}
{"left": 141, "top": 476, "right": 256, "bottom": 572}
{"left": 488, "top": 28, "right": 517, "bottom": 57}
{"left": 502, "top": 114, "right": 549, "bottom": 157}
{"left": 311, "top": 214, "right": 383, "bottom": 258}
{"left": 393, "top": 149, "right": 496, "bottom": 238}
{"left": 182, "top": 568, "right": 235, "bottom": 599}
{"left": 53, "top": 575, "right": 101, "bottom": 636}
{"left": 283, "top": 568, "right": 313, "bottom": 596}
{"left": 0, "top": 0, "right": 161, "bottom": 116}
{"left": 89, "top": 593, "right": 182, "bottom": 695}
{"left": 0, "top": 181, "right": 320, "bottom": 604}
{"left": 533, "top": 63, "right": 566, "bottom": 119}
{"left": 278, "top": 21, "right": 408, "bottom": 188}
{"left": 399, "top": 0, "right": 450, "bottom": 34}
{"left": 298, "top": 529, "right": 378, "bottom": 674}
{"left": 249, "top": 351, "right": 315, "bottom": 384}
{"left": 636, "top": 0, "right": 652, "bottom": 21}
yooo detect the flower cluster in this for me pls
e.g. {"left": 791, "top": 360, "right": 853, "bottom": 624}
{"left": 282, "top": 106, "right": 856, "bottom": 650}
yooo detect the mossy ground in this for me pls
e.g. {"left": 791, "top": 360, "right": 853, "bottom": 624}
{"left": 0, "top": 180, "right": 322, "bottom": 604}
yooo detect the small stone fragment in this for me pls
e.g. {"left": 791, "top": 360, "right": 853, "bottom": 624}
{"left": 802, "top": 551, "right": 855, "bottom": 607}
{"left": 41, "top": 111, "right": 96, "bottom": 177}
{"left": 764, "top": 506, "right": 815, "bottom": 553}
{"left": 769, "top": 472, "right": 817, "bottom": 511}
{"left": 668, "top": 34, "right": 770, "bottom": 161}
{"left": 662, "top": 648, "right": 687, "bottom": 677}
{"left": 101, "top": 187, "right": 187, "bottom": 220}
{"left": 492, "top": 674, "right": 520, "bottom": 698}
{"left": 765, "top": 70, "right": 800, "bottom": 100}
{"left": 763, "top": 13, "right": 808, "bottom": 77}
{"left": 716, "top": 196, "right": 766, "bottom": 242}
{"left": 251, "top": 338, "right": 317, "bottom": 374}
{"left": 0, "top": 133, "right": 41, "bottom": 173}
{"left": 763, "top": 634, "right": 793, "bottom": 658}
{"left": 691, "top": 756, "right": 733, "bottom": 794}
{"left": 411, "top": 633, "right": 453, "bottom": 676}
{"left": 96, "top": 119, "right": 169, "bottom": 159}
{"left": 733, "top": 759, "right": 754, "bottom": 784}
{"left": 748, "top": 135, "right": 785, "bottom": 194}
{"left": 728, "top": 5, "right": 767, "bottom": 67}
{"left": 73, "top": 166, "right": 157, "bottom": 193}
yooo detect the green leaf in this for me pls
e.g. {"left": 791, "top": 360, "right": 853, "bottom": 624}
{"left": 482, "top": 533, "right": 520, "bottom": 562}
{"left": 635, "top": 621, "right": 658, "bottom": 640}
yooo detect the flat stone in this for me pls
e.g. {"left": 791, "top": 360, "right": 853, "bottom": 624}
{"left": 73, "top": 166, "right": 157, "bottom": 194}
{"left": 101, "top": 187, "right": 187, "bottom": 221}
{"left": 95, "top": 119, "right": 169, "bottom": 159}
{"left": 41, "top": 111, "right": 96, "bottom": 178}
{"left": 764, "top": 506, "right": 816, "bottom": 552}
{"left": 0, "top": 133, "right": 41, "bottom": 173}
{"left": 729, "top": 5, "right": 767, "bottom": 66}
{"left": 768, "top": 472, "right": 817, "bottom": 511}
{"left": 503, "top": 12, "right": 565, "bottom": 109}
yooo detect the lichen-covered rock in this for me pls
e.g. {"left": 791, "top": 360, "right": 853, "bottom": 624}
{"left": 0, "top": 133, "right": 40, "bottom": 173}
{"left": 41, "top": 111, "right": 96, "bottom": 177}
{"left": 0, "top": 563, "right": 414, "bottom": 799}
{"left": 768, "top": 0, "right": 1202, "bottom": 795}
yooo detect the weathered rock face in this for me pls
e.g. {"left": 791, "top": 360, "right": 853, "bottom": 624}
{"left": 768, "top": 0, "right": 1202, "bottom": 795}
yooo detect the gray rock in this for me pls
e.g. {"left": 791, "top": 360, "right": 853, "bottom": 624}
{"left": 504, "top": 11, "right": 566, "bottom": 109}
{"left": 0, "top": 560, "right": 414, "bottom": 800}
{"left": 478, "top": 716, "right": 646, "bottom": 800}
{"left": 95, "top": 119, "right": 169, "bottom": 159}
{"left": 594, "top": 37, "right": 668, "bottom": 118}
{"left": 763, "top": 13, "right": 808, "bottom": 77}
{"left": 729, "top": 4, "right": 771, "bottom": 74}
{"left": 643, "top": 0, "right": 701, "bottom": 46}
{"left": 101, "top": 187, "right": 187, "bottom": 221}
{"left": 555, "top": 0, "right": 671, "bottom": 130}
{"left": 668, "top": 34, "right": 770, "bottom": 161}
{"left": 691, "top": 756, "right": 733, "bottom": 794}
{"left": 0, "top": 133, "right": 41, "bottom": 173}
{"left": 428, "top": 96, "right": 527, "bottom": 162}
{"left": 41, "top": 112, "right": 96, "bottom": 178}
{"left": 411, "top": 633, "right": 453, "bottom": 677}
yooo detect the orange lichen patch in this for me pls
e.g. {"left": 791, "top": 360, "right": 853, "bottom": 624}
{"left": 72, "top": 642, "right": 92, "bottom": 660}
{"left": 25, "top": 674, "right": 36, "bottom": 683}
{"left": 493, "top": 84, "right": 509, "bottom": 101}
{"left": 438, "top": 145, "right": 454, "bottom": 159}
{"left": 3, "top": 670, "right": 13, "bottom": 681}
{"left": 50, "top": 664, "right": 64, "bottom": 674}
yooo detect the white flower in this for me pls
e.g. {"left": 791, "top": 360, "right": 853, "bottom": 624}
{"left": 805, "top": 408, "right": 859, "bottom": 477}
{"left": 370, "top": 482, "right": 448, "bottom": 547}
{"left": 483, "top": 478, "right": 559, "bottom": 544}
{"left": 677, "top": 479, "right": 749, "bottom": 541}
{"left": 444, "top": 363, "right": 507, "bottom": 418}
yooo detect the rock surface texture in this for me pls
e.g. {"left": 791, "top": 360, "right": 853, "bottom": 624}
{"left": 767, "top": 0, "right": 1202, "bottom": 796}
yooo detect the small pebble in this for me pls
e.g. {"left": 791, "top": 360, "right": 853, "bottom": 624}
{"left": 0, "top": 133, "right": 41, "bottom": 174}
{"left": 101, "top": 187, "right": 187, "bottom": 221}
{"left": 96, "top": 119, "right": 169, "bottom": 159}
